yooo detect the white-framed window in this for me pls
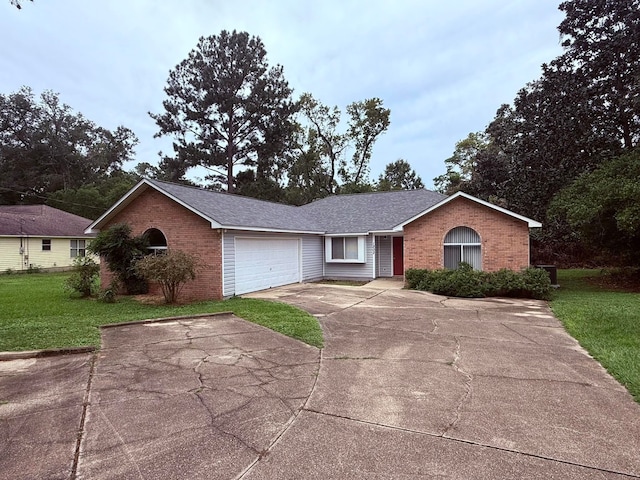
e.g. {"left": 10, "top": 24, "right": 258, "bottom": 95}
{"left": 443, "top": 226, "right": 481, "bottom": 270}
{"left": 42, "top": 239, "right": 51, "bottom": 251}
{"left": 143, "top": 228, "right": 168, "bottom": 255}
{"left": 325, "top": 236, "right": 366, "bottom": 263}
{"left": 70, "top": 239, "right": 86, "bottom": 258}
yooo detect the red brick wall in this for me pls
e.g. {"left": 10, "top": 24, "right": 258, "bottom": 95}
{"left": 100, "top": 187, "right": 223, "bottom": 301}
{"left": 403, "top": 197, "right": 531, "bottom": 272}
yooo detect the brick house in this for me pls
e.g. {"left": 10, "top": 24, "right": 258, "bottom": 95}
{"left": 87, "top": 179, "right": 541, "bottom": 300}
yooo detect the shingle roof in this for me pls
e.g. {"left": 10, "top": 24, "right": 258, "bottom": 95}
{"left": 146, "top": 180, "right": 447, "bottom": 234}
{"left": 146, "top": 180, "right": 324, "bottom": 232}
{"left": 0, "top": 205, "right": 94, "bottom": 237}
{"left": 299, "top": 189, "right": 447, "bottom": 234}
{"left": 90, "top": 179, "right": 538, "bottom": 235}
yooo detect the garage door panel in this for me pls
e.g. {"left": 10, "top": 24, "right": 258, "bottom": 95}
{"left": 235, "top": 238, "right": 300, "bottom": 295}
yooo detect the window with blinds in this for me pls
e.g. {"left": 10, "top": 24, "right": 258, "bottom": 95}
{"left": 443, "top": 226, "right": 481, "bottom": 270}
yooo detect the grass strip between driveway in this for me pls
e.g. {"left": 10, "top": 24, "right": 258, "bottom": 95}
{"left": 0, "top": 273, "right": 323, "bottom": 351}
{"left": 550, "top": 269, "right": 640, "bottom": 402}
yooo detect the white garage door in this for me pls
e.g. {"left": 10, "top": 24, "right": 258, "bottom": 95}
{"left": 234, "top": 238, "right": 300, "bottom": 295}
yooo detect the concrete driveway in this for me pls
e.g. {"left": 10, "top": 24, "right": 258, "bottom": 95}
{"left": 1, "top": 281, "right": 640, "bottom": 479}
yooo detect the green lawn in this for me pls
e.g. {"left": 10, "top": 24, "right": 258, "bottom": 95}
{"left": 550, "top": 269, "right": 640, "bottom": 402}
{"left": 0, "top": 273, "right": 323, "bottom": 350}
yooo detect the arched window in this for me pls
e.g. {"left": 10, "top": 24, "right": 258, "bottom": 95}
{"left": 143, "top": 228, "right": 167, "bottom": 255}
{"left": 443, "top": 226, "right": 481, "bottom": 270}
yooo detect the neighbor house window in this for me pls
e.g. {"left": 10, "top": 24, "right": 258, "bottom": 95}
{"left": 443, "top": 226, "right": 481, "bottom": 270}
{"left": 70, "top": 239, "right": 86, "bottom": 258}
{"left": 42, "top": 239, "right": 51, "bottom": 251}
{"left": 143, "top": 228, "right": 168, "bottom": 255}
{"left": 325, "top": 236, "right": 366, "bottom": 263}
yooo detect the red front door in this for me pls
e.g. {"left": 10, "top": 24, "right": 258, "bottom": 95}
{"left": 393, "top": 237, "right": 404, "bottom": 276}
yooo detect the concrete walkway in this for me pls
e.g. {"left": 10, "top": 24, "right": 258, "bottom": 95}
{"left": 1, "top": 281, "right": 640, "bottom": 479}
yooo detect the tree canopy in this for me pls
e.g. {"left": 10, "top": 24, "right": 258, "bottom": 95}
{"left": 0, "top": 87, "right": 138, "bottom": 214}
{"left": 550, "top": 147, "right": 640, "bottom": 265}
{"left": 150, "top": 30, "right": 298, "bottom": 193}
{"left": 433, "top": 0, "right": 640, "bottom": 264}
{"left": 286, "top": 93, "right": 390, "bottom": 202}
{"left": 378, "top": 159, "right": 424, "bottom": 191}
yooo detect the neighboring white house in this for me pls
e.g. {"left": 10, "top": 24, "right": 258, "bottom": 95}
{"left": 0, "top": 205, "right": 96, "bottom": 272}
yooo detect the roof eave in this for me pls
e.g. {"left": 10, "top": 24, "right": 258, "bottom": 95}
{"left": 221, "top": 225, "right": 325, "bottom": 235}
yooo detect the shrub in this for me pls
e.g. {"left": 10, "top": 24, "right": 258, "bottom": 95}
{"left": 406, "top": 264, "right": 552, "bottom": 300}
{"left": 98, "top": 282, "right": 118, "bottom": 303}
{"left": 65, "top": 257, "right": 100, "bottom": 297}
{"left": 485, "top": 268, "right": 525, "bottom": 297}
{"left": 430, "top": 263, "right": 487, "bottom": 298}
{"left": 405, "top": 268, "right": 429, "bottom": 289}
{"left": 89, "top": 223, "right": 149, "bottom": 295}
{"left": 135, "top": 250, "right": 200, "bottom": 304}
{"left": 520, "top": 267, "right": 553, "bottom": 300}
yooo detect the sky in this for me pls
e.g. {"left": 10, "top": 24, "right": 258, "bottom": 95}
{"left": 0, "top": 0, "right": 565, "bottom": 189}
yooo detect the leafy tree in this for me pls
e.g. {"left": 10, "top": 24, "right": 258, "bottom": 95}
{"left": 150, "top": 30, "right": 297, "bottom": 193}
{"left": 65, "top": 257, "right": 100, "bottom": 298}
{"left": 433, "top": 132, "right": 487, "bottom": 194}
{"left": 284, "top": 137, "right": 333, "bottom": 205}
{"left": 46, "top": 171, "right": 139, "bottom": 219}
{"left": 0, "top": 87, "right": 137, "bottom": 205}
{"left": 135, "top": 250, "right": 200, "bottom": 304}
{"left": 559, "top": 0, "right": 640, "bottom": 150}
{"left": 88, "top": 224, "right": 148, "bottom": 294}
{"left": 292, "top": 93, "right": 389, "bottom": 197}
{"left": 295, "top": 93, "right": 348, "bottom": 196}
{"left": 378, "top": 159, "right": 424, "bottom": 191}
{"left": 342, "top": 98, "right": 390, "bottom": 185}
{"left": 550, "top": 148, "right": 640, "bottom": 265}
{"left": 134, "top": 156, "right": 197, "bottom": 185}
{"left": 339, "top": 182, "right": 376, "bottom": 194}
{"left": 434, "top": 0, "right": 638, "bottom": 233}
{"left": 234, "top": 168, "right": 286, "bottom": 202}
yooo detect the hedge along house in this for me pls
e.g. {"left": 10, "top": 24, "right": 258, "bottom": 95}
{"left": 0, "top": 205, "right": 96, "bottom": 272}
{"left": 86, "top": 179, "right": 542, "bottom": 301}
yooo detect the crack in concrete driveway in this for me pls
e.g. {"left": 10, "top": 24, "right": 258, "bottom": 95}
{"left": 2, "top": 283, "right": 640, "bottom": 479}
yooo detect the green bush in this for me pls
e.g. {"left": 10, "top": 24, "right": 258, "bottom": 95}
{"left": 406, "top": 264, "right": 552, "bottom": 300}
{"left": 520, "top": 267, "right": 553, "bottom": 300}
{"left": 405, "top": 268, "right": 429, "bottom": 289}
{"left": 88, "top": 223, "right": 149, "bottom": 295}
{"left": 485, "top": 268, "right": 525, "bottom": 297}
{"left": 98, "top": 283, "right": 118, "bottom": 303}
{"left": 135, "top": 249, "right": 200, "bottom": 304}
{"left": 65, "top": 257, "right": 100, "bottom": 297}
{"left": 429, "top": 263, "right": 487, "bottom": 298}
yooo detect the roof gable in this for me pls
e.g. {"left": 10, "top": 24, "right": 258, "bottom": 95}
{"left": 395, "top": 191, "right": 542, "bottom": 229}
{"left": 0, "top": 205, "right": 94, "bottom": 237}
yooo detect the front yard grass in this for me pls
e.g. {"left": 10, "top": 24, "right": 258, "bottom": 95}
{"left": 0, "top": 272, "right": 323, "bottom": 351}
{"left": 550, "top": 269, "right": 640, "bottom": 402}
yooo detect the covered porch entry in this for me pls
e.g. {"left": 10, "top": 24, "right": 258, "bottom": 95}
{"left": 375, "top": 235, "right": 404, "bottom": 277}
